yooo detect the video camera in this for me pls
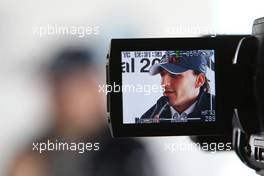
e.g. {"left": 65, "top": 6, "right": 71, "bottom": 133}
{"left": 106, "top": 17, "right": 264, "bottom": 175}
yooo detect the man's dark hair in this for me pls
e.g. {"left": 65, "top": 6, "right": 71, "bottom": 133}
{"left": 47, "top": 48, "right": 95, "bottom": 81}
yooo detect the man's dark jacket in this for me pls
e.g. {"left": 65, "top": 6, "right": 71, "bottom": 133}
{"left": 140, "top": 91, "right": 215, "bottom": 122}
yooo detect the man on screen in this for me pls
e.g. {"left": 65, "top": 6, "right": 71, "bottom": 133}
{"left": 140, "top": 50, "right": 215, "bottom": 123}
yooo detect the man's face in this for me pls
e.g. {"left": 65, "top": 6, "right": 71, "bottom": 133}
{"left": 160, "top": 69, "right": 201, "bottom": 108}
{"left": 51, "top": 69, "right": 106, "bottom": 137}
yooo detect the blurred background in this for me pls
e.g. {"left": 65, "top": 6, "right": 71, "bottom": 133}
{"left": 1, "top": 0, "right": 264, "bottom": 175}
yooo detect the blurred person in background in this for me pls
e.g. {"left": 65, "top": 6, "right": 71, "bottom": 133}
{"left": 8, "top": 48, "right": 155, "bottom": 176}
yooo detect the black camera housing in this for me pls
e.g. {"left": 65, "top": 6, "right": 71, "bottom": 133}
{"left": 107, "top": 35, "right": 248, "bottom": 137}
{"left": 232, "top": 17, "right": 264, "bottom": 174}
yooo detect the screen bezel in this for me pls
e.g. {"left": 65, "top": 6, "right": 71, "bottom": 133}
{"left": 108, "top": 37, "right": 245, "bottom": 137}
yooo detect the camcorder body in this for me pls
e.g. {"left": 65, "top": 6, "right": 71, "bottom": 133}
{"left": 232, "top": 17, "right": 264, "bottom": 175}
{"left": 106, "top": 17, "right": 264, "bottom": 174}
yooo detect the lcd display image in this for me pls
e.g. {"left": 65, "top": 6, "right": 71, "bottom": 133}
{"left": 122, "top": 50, "right": 215, "bottom": 124}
